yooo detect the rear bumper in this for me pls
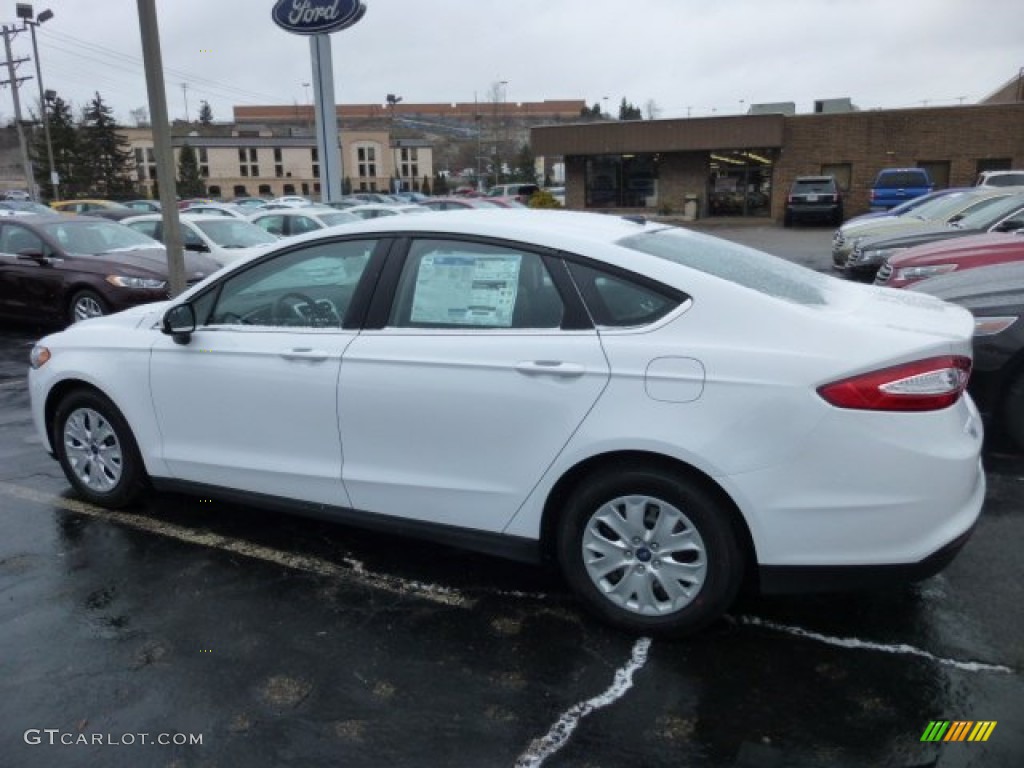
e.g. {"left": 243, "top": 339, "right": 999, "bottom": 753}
{"left": 758, "top": 521, "right": 977, "bottom": 594}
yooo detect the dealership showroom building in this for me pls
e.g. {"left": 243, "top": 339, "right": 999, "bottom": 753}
{"left": 531, "top": 76, "right": 1024, "bottom": 221}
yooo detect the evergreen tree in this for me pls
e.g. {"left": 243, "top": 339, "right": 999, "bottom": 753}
{"left": 79, "top": 92, "right": 137, "bottom": 199}
{"left": 433, "top": 172, "right": 448, "bottom": 196}
{"left": 343, "top": 176, "right": 352, "bottom": 195}
{"left": 177, "top": 142, "right": 205, "bottom": 198}
{"left": 514, "top": 143, "right": 535, "bottom": 183}
{"left": 421, "top": 174, "right": 431, "bottom": 196}
{"left": 198, "top": 100, "right": 213, "bottom": 126}
{"left": 31, "top": 95, "right": 82, "bottom": 200}
{"left": 618, "top": 98, "right": 642, "bottom": 121}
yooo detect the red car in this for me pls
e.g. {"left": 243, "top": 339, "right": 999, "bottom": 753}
{"left": 874, "top": 232, "right": 1024, "bottom": 289}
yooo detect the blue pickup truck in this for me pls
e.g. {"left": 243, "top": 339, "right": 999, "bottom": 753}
{"left": 869, "top": 168, "right": 934, "bottom": 211}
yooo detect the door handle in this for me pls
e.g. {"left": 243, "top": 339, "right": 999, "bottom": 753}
{"left": 515, "top": 360, "right": 585, "bottom": 378}
{"left": 280, "top": 348, "right": 329, "bottom": 362}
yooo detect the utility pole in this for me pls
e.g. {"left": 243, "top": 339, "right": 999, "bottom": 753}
{"left": 137, "top": 0, "right": 185, "bottom": 297}
{"left": 1, "top": 24, "right": 36, "bottom": 198}
{"left": 181, "top": 81, "right": 189, "bottom": 122}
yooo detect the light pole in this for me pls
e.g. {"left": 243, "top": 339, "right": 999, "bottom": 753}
{"left": 386, "top": 93, "right": 401, "bottom": 193}
{"left": 23, "top": 6, "right": 57, "bottom": 200}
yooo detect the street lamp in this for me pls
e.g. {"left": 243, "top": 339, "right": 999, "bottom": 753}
{"left": 22, "top": 5, "right": 58, "bottom": 200}
{"left": 386, "top": 93, "right": 402, "bottom": 193}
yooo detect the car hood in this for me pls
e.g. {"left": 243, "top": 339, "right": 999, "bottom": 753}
{"left": 910, "top": 262, "right": 1024, "bottom": 313}
{"left": 856, "top": 224, "right": 979, "bottom": 252}
{"left": 86, "top": 245, "right": 220, "bottom": 278}
{"left": 888, "top": 233, "right": 1024, "bottom": 267}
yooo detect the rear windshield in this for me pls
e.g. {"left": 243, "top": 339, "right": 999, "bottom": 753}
{"left": 792, "top": 178, "right": 835, "bottom": 193}
{"left": 874, "top": 170, "right": 930, "bottom": 188}
{"left": 618, "top": 227, "right": 833, "bottom": 306}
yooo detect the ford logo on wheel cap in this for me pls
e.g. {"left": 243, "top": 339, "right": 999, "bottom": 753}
{"left": 271, "top": 0, "right": 367, "bottom": 35}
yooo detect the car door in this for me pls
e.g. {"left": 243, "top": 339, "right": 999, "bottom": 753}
{"left": 338, "top": 237, "right": 610, "bottom": 532}
{"left": 149, "top": 237, "right": 384, "bottom": 505}
{"left": 0, "top": 222, "right": 64, "bottom": 321}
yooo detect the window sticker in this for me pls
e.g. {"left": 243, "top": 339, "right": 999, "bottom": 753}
{"left": 410, "top": 253, "right": 522, "bottom": 327}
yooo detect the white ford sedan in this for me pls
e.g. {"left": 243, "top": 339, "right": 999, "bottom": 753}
{"left": 28, "top": 211, "right": 985, "bottom": 635}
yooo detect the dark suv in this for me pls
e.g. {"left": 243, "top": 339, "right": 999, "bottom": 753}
{"left": 784, "top": 176, "right": 843, "bottom": 226}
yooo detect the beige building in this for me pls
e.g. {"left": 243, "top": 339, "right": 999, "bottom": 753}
{"left": 123, "top": 126, "right": 434, "bottom": 200}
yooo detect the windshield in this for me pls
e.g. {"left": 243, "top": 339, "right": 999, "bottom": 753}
{"left": 619, "top": 227, "right": 834, "bottom": 306}
{"left": 193, "top": 219, "right": 277, "bottom": 247}
{"left": 41, "top": 220, "right": 159, "bottom": 254}
{"left": 955, "top": 194, "right": 1024, "bottom": 229}
{"left": 910, "top": 191, "right": 981, "bottom": 220}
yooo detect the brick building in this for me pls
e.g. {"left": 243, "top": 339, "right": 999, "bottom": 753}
{"left": 531, "top": 100, "right": 1024, "bottom": 220}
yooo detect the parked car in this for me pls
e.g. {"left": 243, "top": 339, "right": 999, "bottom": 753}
{"left": 122, "top": 199, "right": 162, "bottom": 212}
{"left": 783, "top": 176, "right": 843, "bottom": 227}
{"left": 248, "top": 207, "right": 361, "bottom": 237}
{"left": 50, "top": 199, "right": 130, "bottom": 215}
{"left": 832, "top": 189, "right": 1016, "bottom": 268}
{"left": 27, "top": 211, "right": 983, "bottom": 636}
{"left": 180, "top": 202, "right": 248, "bottom": 219}
{"left": 268, "top": 196, "right": 313, "bottom": 208}
{"left": 0, "top": 214, "right": 217, "bottom": 325}
{"left": 874, "top": 232, "right": 1024, "bottom": 289}
{"left": 486, "top": 183, "right": 539, "bottom": 203}
{"left": 344, "top": 203, "right": 428, "bottom": 219}
{"left": 0, "top": 201, "right": 59, "bottom": 216}
{"left": 229, "top": 197, "right": 271, "bottom": 211}
{"left": 546, "top": 186, "right": 566, "bottom": 206}
{"left": 912, "top": 260, "right": 1024, "bottom": 450}
{"left": 869, "top": 168, "right": 934, "bottom": 211}
{"left": 974, "top": 170, "right": 1024, "bottom": 187}
{"left": 418, "top": 197, "right": 506, "bottom": 211}
{"left": 123, "top": 213, "right": 278, "bottom": 267}
{"left": 844, "top": 192, "right": 1024, "bottom": 281}
{"left": 3, "top": 189, "right": 31, "bottom": 201}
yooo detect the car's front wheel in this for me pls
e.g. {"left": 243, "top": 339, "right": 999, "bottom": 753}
{"left": 53, "top": 389, "right": 147, "bottom": 508}
{"left": 557, "top": 465, "right": 744, "bottom": 636}
{"left": 68, "top": 289, "right": 108, "bottom": 324}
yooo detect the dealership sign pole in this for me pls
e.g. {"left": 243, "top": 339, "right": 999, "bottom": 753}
{"left": 272, "top": 1, "right": 366, "bottom": 202}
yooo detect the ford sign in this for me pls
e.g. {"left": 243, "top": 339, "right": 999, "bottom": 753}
{"left": 271, "top": 0, "right": 367, "bottom": 35}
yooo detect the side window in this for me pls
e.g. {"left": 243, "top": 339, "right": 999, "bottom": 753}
{"left": 567, "top": 262, "right": 680, "bottom": 328}
{"left": 206, "top": 239, "right": 376, "bottom": 328}
{"left": 289, "top": 216, "right": 321, "bottom": 235}
{"left": 253, "top": 215, "right": 286, "bottom": 236}
{"left": 389, "top": 239, "right": 563, "bottom": 329}
{"left": 126, "top": 220, "right": 160, "bottom": 240}
{"left": 0, "top": 224, "right": 45, "bottom": 255}
{"left": 180, "top": 225, "right": 206, "bottom": 249}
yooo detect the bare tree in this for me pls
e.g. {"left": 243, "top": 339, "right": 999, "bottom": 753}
{"left": 644, "top": 99, "right": 662, "bottom": 120}
{"left": 129, "top": 107, "right": 149, "bottom": 127}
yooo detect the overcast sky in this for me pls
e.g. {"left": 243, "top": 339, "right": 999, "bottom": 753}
{"left": 7, "top": 0, "right": 1020, "bottom": 125}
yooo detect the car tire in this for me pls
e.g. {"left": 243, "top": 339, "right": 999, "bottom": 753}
{"left": 1000, "top": 370, "right": 1024, "bottom": 452}
{"left": 53, "top": 389, "right": 148, "bottom": 508}
{"left": 68, "top": 289, "right": 108, "bottom": 325}
{"left": 556, "top": 464, "right": 744, "bottom": 636}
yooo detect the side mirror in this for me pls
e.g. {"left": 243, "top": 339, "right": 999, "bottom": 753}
{"left": 184, "top": 241, "right": 210, "bottom": 253}
{"left": 16, "top": 249, "right": 48, "bottom": 263}
{"left": 162, "top": 303, "right": 196, "bottom": 345}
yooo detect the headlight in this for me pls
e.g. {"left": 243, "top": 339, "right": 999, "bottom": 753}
{"left": 105, "top": 275, "right": 167, "bottom": 290}
{"left": 860, "top": 247, "right": 906, "bottom": 263}
{"left": 895, "top": 264, "right": 957, "bottom": 281}
{"left": 29, "top": 344, "right": 50, "bottom": 369}
{"left": 974, "top": 316, "right": 1018, "bottom": 337}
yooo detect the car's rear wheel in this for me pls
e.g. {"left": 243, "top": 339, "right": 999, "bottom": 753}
{"left": 556, "top": 465, "right": 744, "bottom": 636}
{"left": 53, "top": 390, "right": 147, "bottom": 508}
{"left": 69, "top": 289, "right": 108, "bottom": 324}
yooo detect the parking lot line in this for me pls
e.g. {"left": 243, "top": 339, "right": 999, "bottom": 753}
{"left": 738, "top": 615, "right": 1013, "bottom": 673}
{"left": 0, "top": 480, "right": 471, "bottom": 608}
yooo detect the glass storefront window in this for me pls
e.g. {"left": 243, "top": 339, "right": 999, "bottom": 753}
{"left": 585, "top": 154, "right": 660, "bottom": 209}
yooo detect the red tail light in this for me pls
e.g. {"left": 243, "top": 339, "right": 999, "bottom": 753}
{"left": 818, "top": 356, "right": 971, "bottom": 411}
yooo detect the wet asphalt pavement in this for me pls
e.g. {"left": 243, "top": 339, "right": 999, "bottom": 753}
{"left": 1, "top": 224, "right": 1021, "bottom": 768}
